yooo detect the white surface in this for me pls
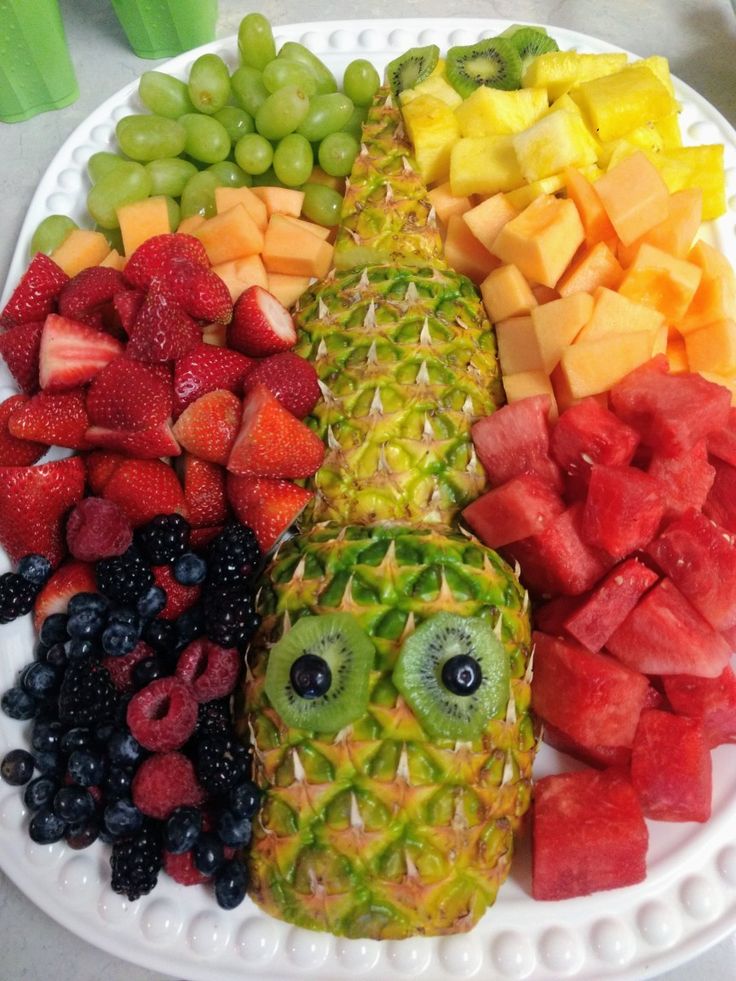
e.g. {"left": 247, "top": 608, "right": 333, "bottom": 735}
{"left": 1, "top": 2, "right": 736, "bottom": 980}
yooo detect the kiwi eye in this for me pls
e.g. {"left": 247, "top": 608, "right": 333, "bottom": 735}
{"left": 441, "top": 654, "right": 483, "bottom": 696}
{"left": 290, "top": 654, "right": 332, "bottom": 699}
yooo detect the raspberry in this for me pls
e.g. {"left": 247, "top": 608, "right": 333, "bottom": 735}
{"left": 163, "top": 848, "right": 210, "bottom": 886}
{"left": 66, "top": 497, "right": 133, "bottom": 562}
{"left": 152, "top": 564, "right": 200, "bottom": 620}
{"left": 102, "top": 641, "right": 154, "bottom": 694}
{"left": 127, "top": 677, "right": 198, "bottom": 752}
{"left": 175, "top": 639, "right": 241, "bottom": 702}
{"left": 132, "top": 751, "right": 205, "bottom": 819}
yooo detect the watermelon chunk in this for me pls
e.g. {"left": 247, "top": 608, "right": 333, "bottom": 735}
{"left": 533, "top": 595, "right": 580, "bottom": 635}
{"left": 645, "top": 509, "right": 736, "bottom": 632}
{"left": 581, "top": 464, "right": 665, "bottom": 558}
{"left": 708, "top": 406, "right": 736, "bottom": 466}
{"left": 532, "top": 769, "right": 648, "bottom": 900}
{"left": 606, "top": 578, "right": 731, "bottom": 678}
{"left": 609, "top": 356, "right": 731, "bottom": 456}
{"left": 471, "top": 395, "right": 562, "bottom": 491}
{"left": 664, "top": 667, "right": 736, "bottom": 748}
{"left": 462, "top": 473, "right": 565, "bottom": 548}
{"left": 647, "top": 439, "right": 715, "bottom": 520}
{"left": 531, "top": 631, "right": 653, "bottom": 749}
{"left": 630, "top": 709, "right": 712, "bottom": 822}
{"left": 703, "top": 457, "right": 736, "bottom": 533}
{"left": 564, "top": 558, "right": 659, "bottom": 652}
{"left": 542, "top": 720, "right": 631, "bottom": 770}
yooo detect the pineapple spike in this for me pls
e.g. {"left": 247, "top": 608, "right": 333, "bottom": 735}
{"left": 501, "top": 752, "right": 515, "bottom": 786}
{"left": 505, "top": 692, "right": 517, "bottom": 725}
{"left": 419, "top": 318, "right": 432, "bottom": 345}
{"left": 416, "top": 360, "right": 430, "bottom": 385}
{"left": 316, "top": 338, "right": 328, "bottom": 359}
{"left": 400, "top": 610, "right": 416, "bottom": 642}
{"left": 292, "top": 748, "right": 307, "bottom": 782}
{"left": 462, "top": 394, "right": 474, "bottom": 415}
{"left": 327, "top": 426, "right": 341, "bottom": 450}
{"left": 369, "top": 388, "right": 384, "bottom": 416}
{"left": 404, "top": 281, "right": 419, "bottom": 303}
{"left": 318, "top": 297, "right": 328, "bottom": 318}
{"left": 522, "top": 590, "right": 530, "bottom": 613}
{"left": 376, "top": 538, "right": 397, "bottom": 575}
{"left": 437, "top": 568, "right": 455, "bottom": 604}
{"left": 340, "top": 574, "right": 359, "bottom": 610}
{"left": 493, "top": 614, "right": 504, "bottom": 640}
{"left": 405, "top": 850, "right": 419, "bottom": 878}
{"left": 452, "top": 793, "right": 469, "bottom": 830}
{"left": 377, "top": 443, "right": 391, "bottom": 473}
{"left": 397, "top": 744, "right": 410, "bottom": 781}
{"left": 363, "top": 301, "right": 377, "bottom": 329}
{"left": 422, "top": 415, "right": 434, "bottom": 440}
{"left": 280, "top": 609, "right": 292, "bottom": 636}
{"left": 317, "top": 378, "right": 336, "bottom": 402}
{"left": 291, "top": 556, "right": 306, "bottom": 582}
{"left": 366, "top": 340, "right": 379, "bottom": 364}
{"left": 350, "top": 793, "right": 364, "bottom": 830}
{"left": 358, "top": 268, "right": 370, "bottom": 290}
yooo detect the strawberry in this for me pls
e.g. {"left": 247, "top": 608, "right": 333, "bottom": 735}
{"left": 103, "top": 641, "right": 154, "bottom": 694}
{"left": 227, "top": 285, "right": 297, "bottom": 357}
{"left": 172, "top": 342, "right": 253, "bottom": 417}
{"left": 85, "top": 422, "right": 180, "bottom": 459}
{"left": 85, "top": 450, "right": 126, "bottom": 494}
{"left": 123, "top": 233, "right": 210, "bottom": 290}
{"left": 0, "top": 320, "right": 44, "bottom": 393}
{"left": 242, "top": 351, "right": 320, "bottom": 419}
{"left": 152, "top": 564, "right": 201, "bottom": 620}
{"left": 157, "top": 256, "right": 233, "bottom": 324}
{"left": 86, "top": 356, "right": 173, "bottom": 431}
{"left": 113, "top": 288, "right": 145, "bottom": 333}
{"left": 180, "top": 454, "right": 228, "bottom": 527}
{"left": 0, "top": 253, "right": 68, "bottom": 328}
{"left": 127, "top": 285, "right": 201, "bottom": 362}
{"left": 0, "top": 456, "right": 86, "bottom": 564}
{"left": 227, "top": 474, "right": 312, "bottom": 552}
{"left": 227, "top": 383, "right": 325, "bottom": 478}
{"left": 38, "top": 313, "right": 123, "bottom": 391}
{"left": 102, "top": 458, "right": 187, "bottom": 527}
{"left": 0, "top": 395, "right": 47, "bottom": 465}
{"left": 172, "top": 389, "right": 241, "bottom": 465}
{"left": 33, "top": 558, "right": 97, "bottom": 631}
{"left": 8, "top": 388, "right": 90, "bottom": 449}
{"left": 188, "top": 525, "right": 224, "bottom": 549}
{"left": 57, "top": 267, "right": 127, "bottom": 325}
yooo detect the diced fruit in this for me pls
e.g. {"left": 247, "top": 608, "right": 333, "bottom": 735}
{"left": 562, "top": 166, "right": 616, "bottom": 246}
{"left": 558, "top": 330, "right": 657, "bottom": 400}
{"left": 401, "top": 94, "right": 460, "bottom": 184}
{"left": 0, "top": 395, "right": 47, "bottom": 466}
{"left": 250, "top": 185, "right": 305, "bottom": 218}
{"left": 557, "top": 241, "right": 623, "bottom": 297}
{"left": 172, "top": 389, "right": 242, "bottom": 465}
{"left": 86, "top": 357, "right": 173, "bottom": 432}
{"left": 38, "top": 313, "right": 123, "bottom": 391}
{"left": 33, "top": 559, "right": 96, "bottom": 631}
{"left": 462, "top": 473, "right": 565, "bottom": 548}
{"left": 550, "top": 397, "right": 639, "bottom": 495}
{"left": 685, "top": 319, "right": 736, "bottom": 376}
{"left": 180, "top": 455, "right": 228, "bottom": 528}
{"left": 154, "top": 256, "right": 232, "bottom": 325}
{"left": 127, "top": 286, "right": 200, "bottom": 362}
{"left": 512, "top": 110, "right": 598, "bottom": 183}
{"left": 211, "top": 255, "right": 268, "bottom": 302}
{"left": 172, "top": 343, "right": 253, "bottom": 417}
{"left": 65, "top": 496, "right": 132, "bottom": 562}
{"left": 194, "top": 204, "right": 264, "bottom": 265}
{"left": 619, "top": 188, "right": 703, "bottom": 264}
{"left": 427, "top": 182, "right": 472, "bottom": 225}
{"left": 522, "top": 51, "right": 628, "bottom": 101}
{"left": 541, "top": 720, "right": 632, "bottom": 770}
{"left": 480, "top": 264, "right": 537, "bottom": 323}
{"left": 581, "top": 464, "right": 664, "bottom": 558}
{"left": 704, "top": 458, "right": 736, "bottom": 532}
{"left": 85, "top": 450, "right": 125, "bottom": 494}
{"left": 102, "top": 458, "right": 187, "bottom": 527}
{"left": 664, "top": 667, "right": 736, "bottom": 748}
{"left": 85, "top": 422, "right": 180, "bottom": 458}
{"left": 708, "top": 407, "right": 736, "bottom": 467}
{"left": 8, "top": 388, "right": 90, "bottom": 450}
{"left": 450, "top": 135, "right": 524, "bottom": 198}
{"left": 0, "top": 320, "right": 44, "bottom": 393}
{"left": 471, "top": 395, "right": 561, "bottom": 490}
{"left": 0, "top": 253, "right": 68, "bottom": 328}
{"left": 531, "top": 292, "right": 593, "bottom": 373}
{"left": 226, "top": 474, "right": 313, "bottom": 552}
{"left": 594, "top": 151, "right": 670, "bottom": 245}
{"left": 652, "top": 145, "right": 726, "bottom": 221}
{"left": 495, "top": 317, "right": 543, "bottom": 375}
{"left": 442, "top": 215, "right": 499, "bottom": 284}
{"left": 214, "top": 186, "right": 268, "bottom": 229}
{"left": 454, "top": 85, "right": 547, "bottom": 137}
{"left": 50, "top": 230, "right": 112, "bottom": 277}
{"left": 502, "top": 370, "right": 558, "bottom": 414}
{"left": 117, "top": 196, "right": 171, "bottom": 256}
{"left": 572, "top": 64, "right": 676, "bottom": 142}
{"left": 461, "top": 193, "right": 517, "bottom": 253}
{"left": 576, "top": 287, "right": 664, "bottom": 344}
{"left": 646, "top": 440, "right": 715, "bottom": 519}
{"left": 618, "top": 243, "right": 702, "bottom": 323}
{"left": 123, "top": 233, "right": 209, "bottom": 290}
{"left": 261, "top": 214, "right": 333, "bottom": 279}
{"left": 228, "top": 285, "right": 297, "bottom": 357}
{"left": 265, "top": 273, "right": 311, "bottom": 308}
{"left": 241, "top": 351, "right": 320, "bottom": 419}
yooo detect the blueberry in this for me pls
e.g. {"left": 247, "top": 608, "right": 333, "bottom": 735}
{"left": 103, "top": 798, "right": 143, "bottom": 838}
{"left": 229, "top": 780, "right": 261, "bottom": 819}
{"left": 131, "top": 657, "right": 165, "bottom": 690}
{"left": 29, "top": 807, "right": 66, "bottom": 844}
{"left": 214, "top": 858, "right": 248, "bottom": 910}
{"left": 67, "top": 593, "right": 109, "bottom": 618}
{"left": 1, "top": 686, "right": 37, "bottom": 720}
{"left": 67, "top": 748, "right": 106, "bottom": 787}
{"left": 60, "top": 726, "right": 93, "bottom": 755}
{"left": 164, "top": 806, "right": 202, "bottom": 854}
{"left": 65, "top": 821, "right": 100, "bottom": 850}
{"left": 65, "top": 637, "right": 97, "bottom": 661}
{"left": 216, "top": 808, "right": 252, "bottom": 847}
{"left": 107, "top": 729, "right": 144, "bottom": 768}
{"left": 101, "top": 621, "right": 139, "bottom": 657}
{"left": 173, "top": 552, "right": 207, "bottom": 586}
{"left": 104, "top": 766, "right": 133, "bottom": 800}
{"left": 67, "top": 606, "right": 106, "bottom": 639}
{"left": 17, "top": 554, "right": 52, "bottom": 587}
{"left": 1, "top": 748, "right": 35, "bottom": 786}
{"left": 34, "top": 749, "right": 65, "bottom": 778}
{"left": 53, "top": 786, "right": 96, "bottom": 824}
{"left": 108, "top": 607, "right": 139, "bottom": 627}
{"left": 24, "top": 776, "right": 58, "bottom": 811}
{"left": 31, "top": 719, "right": 64, "bottom": 753}
{"left": 39, "top": 612, "right": 69, "bottom": 646}
{"left": 142, "top": 618, "right": 175, "bottom": 653}
{"left": 21, "top": 661, "right": 61, "bottom": 698}
{"left": 44, "top": 642, "right": 68, "bottom": 668}
{"left": 136, "top": 586, "right": 166, "bottom": 620}
{"left": 193, "top": 831, "right": 224, "bottom": 875}
{"left": 94, "top": 720, "right": 117, "bottom": 745}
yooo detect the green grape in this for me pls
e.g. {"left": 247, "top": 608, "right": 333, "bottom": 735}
{"left": 139, "top": 71, "right": 194, "bottom": 118}
{"left": 214, "top": 106, "right": 254, "bottom": 143}
{"left": 87, "top": 151, "right": 127, "bottom": 183}
{"left": 87, "top": 161, "right": 153, "bottom": 229}
{"left": 230, "top": 66, "right": 270, "bottom": 118}
{"left": 30, "top": 214, "right": 78, "bottom": 258}
{"left": 234, "top": 133, "right": 273, "bottom": 175}
{"left": 145, "top": 157, "right": 198, "bottom": 197}
{"left": 255, "top": 85, "right": 310, "bottom": 141}
{"left": 301, "top": 182, "right": 343, "bottom": 227}
{"left": 297, "top": 93, "right": 354, "bottom": 142}
{"left": 250, "top": 166, "right": 287, "bottom": 188}
{"left": 273, "top": 134, "right": 313, "bottom": 187}
{"left": 164, "top": 196, "right": 181, "bottom": 231}
{"left": 178, "top": 113, "right": 231, "bottom": 164}
{"left": 238, "top": 13, "right": 277, "bottom": 71}
{"left": 180, "top": 170, "right": 221, "bottom": 218}
{"left": 116, "top": 115, "right": 186, "bottom": 162}
{"left": 96, "top": 225, "right": 124, "bottom": 254}
{"left": 318, "top": 131, "right": 359, "bottom": 178}
{"left": 188, "top": 54, "right": 231, "bottom": 115}
{"left": 207, "top": 160, "right": 251, "bottom": 187}
{"left": 278, "top": 42, "right": 337, "bottom": 95}
{"left": 342, "top": 59, "right": 381, "bottom": 107}
{"left": 261, "top": 59, "right": 317, "bottom": 96}
{"left": 340, "top": 104, "right": 369, "bottom": 141}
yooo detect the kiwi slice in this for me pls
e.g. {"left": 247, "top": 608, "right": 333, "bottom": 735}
{"left": 500, "top": 25, "right": 559, "bottom": 74}
{"left": 264, "top": 613, "right": 375, "bottom": 732}
{"left": 385, "top": 44, "right": 440, "bottom": 99}
{"left": 392, "top": 613, "right": 509, "bottom": 741}
{"left": 446, "top": 37, "right": 523, "bottom": 97}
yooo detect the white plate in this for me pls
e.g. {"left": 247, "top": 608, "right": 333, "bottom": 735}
{"left": 1, "top": 18, "right": 736, "bottom": 981}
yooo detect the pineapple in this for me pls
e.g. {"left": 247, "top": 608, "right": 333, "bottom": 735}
{"left": 521, "top": 51, "right": 629, "bottom": 100}
{"left": 400, "top": 93, "right": 461, "bottom": 185}
{"left": 455, "top": 85, "right": 549, "bottom": 137}
{"left": 242, "top": 88, "right": 535, "bottom": 940}
{"left": 450, "top": 134, "right": 524, "bottom": 197}
{"left": 512, "top": 109, "right": 599, "bottom": 183}
{"left": 570, "top": 63, "right": 677, "bottom": 142}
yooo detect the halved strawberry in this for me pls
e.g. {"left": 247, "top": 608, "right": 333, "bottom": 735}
{"left": 172, "top": 342, "right": 253, "bottom": 417}
{"left": 0, "top": 253, "right": 68, "bottom": 328}
{"left": 33, "top": 558, "right": 97, "bottom": 631}
{"left": 227, "top": 473, "right": 312, "bottom": 552}
{"left": 102, "top": 458, "right": 187, "bottom": 527}
{"left": 227, "top": 383, "right": 325, "bottom": 478}
{"left": 113, "top": 289, "right": 146, "bottom": 333}
{"left": 152, "top": 564, "right": 201, "bottom": 620}
{"left": 241, "top": 351, "right": 321, "bottom": 419}
{"left": 228, "top": 285, "right": 297, "bottom": 357}
{"left": 123, "top": 233, "right": 210, "bottom": 290}
{"left": 0, "top": 456, "right": 86, "bottom": 564}
{"left": 0, "top": 395, "right": 48, "bottom": 465}
{"left": 85, "top": 422, "right": 180, "bottom": 459}
{"left": 86, "top": 356, "right": 173, "bottom": 431}
{"left": 85, "top": 450, "right": 126, "bottom": 494}
{"left": 127, "top": 286, "right": 201, "bottom": 363}
{"left": 172, "top": 389, "right": 241, "bottom": 465}
{"left": 38, "top": 313, "right": 123, "bottom": 391}
{"left": 158, "top": 256, "right": 233, "bottom": 324}
{"left": 57, "top": 267, "right": 127, "bottom": 325}
{"left": 8, "top": 388, "right": 90, "bottom": 450}
{"left": 189, "top": 525, "right": 224, "bottom": 549}
{"left": 0, "top": 320, "right": 44, "bottom": 393}
{"left": 180, "top": 454, "right": 228, "bottom": 527}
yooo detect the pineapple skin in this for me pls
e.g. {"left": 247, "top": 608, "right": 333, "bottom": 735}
{"left": 242, "top": 524, "right": 535, "bottom": 939}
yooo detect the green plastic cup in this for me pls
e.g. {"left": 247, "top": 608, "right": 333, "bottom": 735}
{"left": 0, "top": 0, "right": 79, "bottom": 123}
{"left": 110, "top": 0, "right": 218, "bottom": 59}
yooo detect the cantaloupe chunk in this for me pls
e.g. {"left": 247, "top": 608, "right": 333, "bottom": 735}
{"left": 685, "top": 319, "right": 736, "bottom": 375}
{"left": 267, "top": 273, "right": 311, "bottom": 308}
{"left": 503, "top": 369, "right": 559, "bottom": 418}
{"left": 177, "top": 214, "right": 206, "bottom": 235}
{"left": 99, "top": 249, "right": 126, "bottom": 271}
{"left": 307, "top": 166, "right": 344, "bottom": 192}
{"left": 279, "top": 215, "right": 332, "bottom": 241}
{"left": 250, "top": 186, "right": 304, "bottom": 218}
{"left": 594, "top": 151, "right": 670, "bottom": 246}
{"left": 427, "top": 182, "right": 472, "bottom": 225}
{"left": 688, "top": 240, "right": 736, "bottom": 282}
{"left": 495, "top": 316, "right": 544, "bottom": 374}
{"left": 531, "top": 284, "right": 560, "bottom": 305}
{"left": 617, "top": 188, "right": 702, "bottom": 265}
{"left": 480, "top": 264, "right": 537, "bottom": 322}
{"left": 194, "top": 204, "right": 264, "bottom": 265}
{"left": 652, "top": 324, "right": 668, "bottom": 356}
{"left": 51, "top": 229, "right": 111, "bottom": 277}
{"left": 462, "top": 194, "right": 518, "bottom": 253}
{"left": 214, "top": 186, "right": 268, "bottom": 230}
{"left": 262, "top": 214, "right": 333, "bottom": 278}
{"left": 491, "top": 194, "right": 585, "bottom": 289}
{"left": 443, "top": 214, "right": 499, "bottom": 285}
{"left": 666, "top": 335, "right": 688, "bottom": 374}
{"left": 679, "top": 273, "right": 736, "bottom": 335}
{"left": 557, "top": 241, "right": 623, "bottom": 297}
{"left": 618, "top": 242, "right": 702, "bottom": 323}
{"left": 117, "top": 195, "right": 171, "bottom": 256}
{"left": 532, "top": 292, "right": 595, "bottom": 372}
{"left": 576, "top": 287, "right": 664, "bottom": 343}
{"left": 563, "top": 166, "right": 616, "bottom": 247}
{"left": 560, "top": 330, "right": 659, "bottom": 398}
{"left": 211, "top": 254, "right": 268, "bottom": 301}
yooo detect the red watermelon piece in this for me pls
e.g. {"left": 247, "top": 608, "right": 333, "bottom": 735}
{"left": 664, "top": 667, "right": 736, "bottom": 748}
{"left": 462, "top": 473, "right": 565, "bottom": 548}
{"left": 703, "top": 457, "right": 736, "bottom": 533}
{"left": 581, "top": 464, "right": 665, "bottom": 558}
{"left": 647, "top": 439, "right": 715, "bottom": 520}
{"left": 471, "top": 395, "right": 562, "bottom": 491}
{"left": 708, "top": 406, "right": 736, "bottom": 466}
{"left": 542, "top": 720, "right": 631, "bottom": 770}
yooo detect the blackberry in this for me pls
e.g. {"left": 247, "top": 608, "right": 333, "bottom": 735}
{"left": 138, "top": 514, "right": 190, "bottom": 565}
{"left": 206, "top": 524, "right": 261, "bottom": 590}
{"left": 142, "top": 618, "right": 175, "bottom": 653}
{"left": 58, "top": 661, "right": 119, "bottom": 727}
{"left": 110, "top": 820, "right": 163, "bottom": 901}
{"left": 194, "top": 698, "right": 232, "bottom": 739}
{"left": 97, "top": 547, "right": 154, "bottom": 607}
{"left": 0, "top": 572, "right": 37, "bottom": 624}
{"left": 194, "top": 734, "right": 250, "bottom": 796}
{"left": 203, "top": 590, "right": 261, "bottom": 649}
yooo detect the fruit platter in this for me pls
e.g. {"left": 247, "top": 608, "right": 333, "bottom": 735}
{"left": 1, "top": 13, "right": 736, "bottom": 981}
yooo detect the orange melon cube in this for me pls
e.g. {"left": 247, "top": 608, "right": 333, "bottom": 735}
{"left": 444, "top": 214, "right": 499, "bottom": 284}
{"left": 531, "top": 292, "right": 595, "bottom": 372}
{"left": 50, "top": 229, "right": 111, "bottom": 277}
{"left": 503, "top": 370, "right": 559, "bottom": 419}
{"left": 560, "top": 330, "right": 659, "bottom": 398}
{"left": 679, "top": 272, "right": 736, "bottom": 335}
{"left": 617, "top": 188, "right": 702, "bottom": 265}
{"left": 495, "top": 316, "right": 544, "bottom": 374}
{"left": 214, "top": 186, "right": 268, "bottom": 230}
{"left": 177, "top": 215, "right": 206, "bottom": 235}
{"left": 117, "top": 195, "right": 171, "bottom": 256}
{"left": 211, "top": 255, "right": 268, "bottom": 301}
{"left": 267, "top": 273, "right": 311, "bottom": 308}
{"left": 652, "top": 324, "right": 668, "bottom": 356}
{"left": 666, "top": 335, "right": 688, "bottom": 374}
{"left": 279, "top": 215, "right": 332, "bottom": 241}
{"left": 564, "top": 166, "right": 616, "bottom": 246}
{"left": 194, "top": 204, "right": 264, "bottom": 265}
{"left": 557, "top": 240, "right": 623, "bottom": 297}
{"left": 480, "top": 264, "right": 537, "bottom": 322}
{"left": 618, "top": 242, "right": 702, "bottom": 323}
{"left": 685, "top": 319, "right": 736, "bottom": 375}
{"left": 427, "top": 182, "right": 473, "bottom": 225}
{"left": 491, "top": 194, "right": 585, "bottom": 289}
{"left": 307, "top": 166, "right": 344, "bottom": 192}
{"left": 250, "top": 186, "right": 305, "bottom": 218}
{"left": 576, "top": 286, "right": 664, "bottom": 343}
{"left": 99, "top": 249, "right": 126, "bottom": 271}
{"left": 688, "top": 240, "right": 736, "bottom": 282}
{"left": 262, "top": 214, "right": 333, "bottom": 279}
{"left": 594, "top": 151, "right": 670, "bottom": 246}
{"left": 531, "top": 284, "right": 561, "bottom": 305}
{"left": 462, "top": 194, "right": 518, "bottom": 253}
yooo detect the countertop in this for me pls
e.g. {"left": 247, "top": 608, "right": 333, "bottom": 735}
{"left": 1, "top": 1, "right": 736, "bottom": 979}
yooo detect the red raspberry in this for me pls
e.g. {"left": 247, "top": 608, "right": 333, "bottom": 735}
{"left": 163, "top": 848, "right": 210, "bottom": 886}
{"left": 175, "top": 640, "right": 241, "bottom": 702}
{"left": 127, "top": 677, "right": 198, "bottom": 752}
{"left": 66, "top": 496, "right": 132, "bottom": 561}
{"left": 152, "top": 564, "right": 201, "bottom": 620}
{"left": 132, "top": 751, "right": 205, "bottom": 819}
{"left": 103, "top": 641, "right": 154, "bottom": 694}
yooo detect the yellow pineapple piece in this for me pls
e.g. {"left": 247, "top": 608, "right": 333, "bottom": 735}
{"left": 449, "top": 135, "right": 524, "bottom": 197}
{"left": 599, "top": 122, "right": 664, "bottom": 167}
{"left": 505, "top": 174, "right": 566, "bottom": 210}
{"left": 400, "top": 72, "right": 463, "bottom": 108}
{"left": 401, "top": 94, "right": 461, "bottom": 184}
{"left": 636, "top": 55, "right": 676, "bottom": 97}
{"left": 523, "top": 52, "right": 628, "bottom": 100}
{"left": 650, "top": 145, "right": 726, "bottom": 221}
{"left": 571, "top": 64, "right": 677, "bottom": 142}
{"left": 454, "top": 86, "right": 548, "bottom": 137}
{"left": 512, "top": 110, "right": 599, "bottom": 183}
{"left": 654, "top": 112, "right": 683, "bottom": 149}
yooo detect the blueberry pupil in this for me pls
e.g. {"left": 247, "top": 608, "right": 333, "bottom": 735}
{"left": 441, "top": 654, "right": 482, "bottom": 696}
{"left": 290, "top": 654, "right": 331, "bottom": 699}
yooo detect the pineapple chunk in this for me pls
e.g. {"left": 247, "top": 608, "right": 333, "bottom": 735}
{"left": 401, "top": 94, "right": 461, "bottom": 185}
{"left": 599, "top": 122, "right": 664, "bottom": 167}
{"left": 523, "top": 52, "right": 628, "bottom": 100}
{"left": 571, "top": 65, "right": 677, "bottom": 142}
{"left": 512, "top": 110, "right": 599, "bottom": 183}
{"left": 636, "top": 55, "right": 676, "bottom": 97}
{"left": 454, "top": 86, "right": 548, "bottom": 137}
{"left": 450, "top": 135, "right": 524, "bottom": 197}
{"left": 400, "top": 72, "right": 463, "bottom": 109}
{"left": 654, "top": 112, "right": 682, "bottom": 149}
{"left": 650, "top": 145, "right": 726, "bottom": 221}
{"left": 505, "top": 174, "right": 566, "bottom": 211}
